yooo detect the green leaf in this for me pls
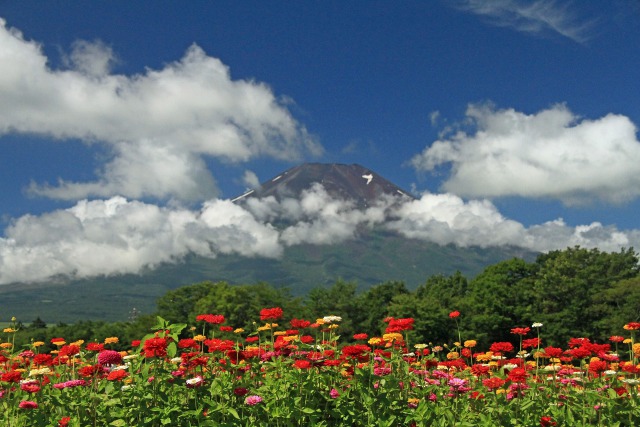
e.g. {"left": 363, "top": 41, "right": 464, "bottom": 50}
{"left": 227, "top": 407, "right": 240, "bottom": 420}
{"left": 109, "top": 420, "right": 127, "bottom": 427}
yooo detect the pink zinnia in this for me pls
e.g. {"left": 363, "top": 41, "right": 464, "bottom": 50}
{"left": 330, "top": 388, "right": 339, "bottom": 399}
{"left": 19, "top": 400, "right": 38, "bottom": 409}
{"left": 53, "top": 379, "right": 87, "bottom": 389}
{"left": 245, "top": 395, "right": 263, "bottom": 405}
{"left": 97, "top": 350, "right": 123, "bottom": 366}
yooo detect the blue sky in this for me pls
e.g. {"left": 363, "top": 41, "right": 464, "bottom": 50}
{"left": 1, "top": 1, "right": 640, "bottom": 284}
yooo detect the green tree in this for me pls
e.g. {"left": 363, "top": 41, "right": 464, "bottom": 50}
{"left": 466, "top": 258, "right": 536, "bottom": 346}
{"left": 531, "top": 246, "right": 639, "bottom": 345}
{"left": 388, "top": 272, "right": 469, "bottom": 346}
{"left": 352, "top": 281, "right": 408, "bottom": 337}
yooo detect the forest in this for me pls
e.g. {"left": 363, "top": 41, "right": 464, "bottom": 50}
{"left": 6, "top": 246, "right": 640, "bottom": 351}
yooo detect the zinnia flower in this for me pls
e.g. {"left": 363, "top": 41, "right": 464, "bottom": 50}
{"left": 260, "top": 307, "right": 283, "bottom": 321}
{"left": 53, "top": 379, "right": 87, "bottom": 389}
{"left": 196, "top": 314, "right": 226, "bottom": 324}
{"left": 290, "top": 318, "right": 311, "bottom": 328}
{"left": 98, "top": 350, "right": 123, "bottom": 366}
{"left": 330, "top": 388, "right": 340, "bottom": 399}
{"left": 624, "top": 322, "right": 640, "bottom": 330}
{"left": 385, "top": 318, "right": 414, "bottom": 332}
{"left": 20, "top": 382, "right": 41, "bottom": 393}
{"left": 489, "top": 342, "right": 514, "bottom": 353}
{"left": 233, "top": 387, "right": 248, "bottom": 396}
{"left": 19, "top": 400, "right": 38, "bottom": 409}
{"left": 143, "top": 337, "right": 168, "bottom": 358}
{"left": 245, "top": 395, "right": 263, "bottom": 405}
{"left": 449, "top": 311, "right": 460, "bottom": 318}
{"left": 106, "top": 370, "right": 128, "bottom": 381}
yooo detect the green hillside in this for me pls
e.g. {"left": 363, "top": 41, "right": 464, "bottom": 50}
{"left": 0, "top": 229, "right": 536, "bottom": 324}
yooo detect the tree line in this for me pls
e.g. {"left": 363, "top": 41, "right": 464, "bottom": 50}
{"left": 9, "top": 246, "right": 640, "bottom": 350}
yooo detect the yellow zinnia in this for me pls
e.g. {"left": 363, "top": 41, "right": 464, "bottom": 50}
{"left": 104, "top": 337, "right": 119, "bottom": 345}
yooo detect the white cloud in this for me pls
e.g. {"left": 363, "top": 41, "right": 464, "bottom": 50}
{"left": 0, "top": 19, "right": 322, "bottom": 202}
{"left": 452, "top": 0, "right": 594, "bottom": 43}
{"left": 0, "top": 197, "right": 282, "bottom": 284}
{"left": 241, "top": 170, "right": 261, "bottom": 190}
{"left": 385, "top": 192, "right": 640, "bottom": 253}
{"left": 2, "top": 187, "right": 640, "bottom": 284}
{"left": 411, "top": 104, "right": 640, "bottom": 205}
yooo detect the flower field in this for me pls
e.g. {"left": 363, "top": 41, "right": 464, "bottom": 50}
{"left": 1, "top": 311, "right": 640, "bottom": 426}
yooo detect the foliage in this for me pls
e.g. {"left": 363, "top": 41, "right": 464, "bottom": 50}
{"left": 7, "top": 246, "right": 640, "bottom": 354}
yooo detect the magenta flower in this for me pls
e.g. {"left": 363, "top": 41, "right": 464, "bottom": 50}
{"left": 53, "top": 380, "right": 87, "bottom": 389}
{"left": 19, "top": 400, "right": 38, "bottom": 409}
{"left": 330, "top": 388, "right": 339, "bottom": 399}
{"left": 97, "top": 350, "right": 123, "bottom": 366}
{"left": 245, "top": 395, "right": 263, "bottom": 405}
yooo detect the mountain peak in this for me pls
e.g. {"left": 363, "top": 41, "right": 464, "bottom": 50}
{"left": 232, "top": 163, "right": 414, "bottom": 208}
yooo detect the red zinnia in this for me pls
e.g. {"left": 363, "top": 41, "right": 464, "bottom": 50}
{"left": 78, "top": 364, "right": 101, "bottom": 378}
{"left": 449, "top": 311, "right": 460, "bottom": 318}
{"left": 233, "top": 387, "right": 248, "bottom": 396}
{"left": 58, "top": 417, "right": 71, "bottom": 427}
{"left": 86, "top": 342, "right": 104, "bottom": 352}
{"left": 143, "top": 337, "right": 168, "bottom": 358}
{"left": 543, "top": 346, "right": 563, "bottom": 358}
{"left": 260, "top": 307, "right": 284, "bottom": 321}
{"left": 510, "top": 327, "right": 530, "bottom": 336}
{"left": 489, "top": 342, "right": 514, "bottom": 353}
{"left": 482, "top": 377, "right": 506, "bottom": 390}
{"left": 106, "top": 369, "right": 128, "bottom": 381}
{"left": 507, "top": 367, "right": 528, "bottom": 383}
{"left": 341, "top": 344, "right": 371, "bottom": 360}
{"left": 196, "top": 314, "right": 225, "bottom": 324}
{"left": 540, "top": 416, "right": 557, "bottom": 426}
{"left": 294, "top": 360, "right": 312, "bottom": 370}
{"left": 624, "top": 322, "right": 640, "bottom": 330}
{"left": 290, "top": 318, "right": 311, "bottom": 328}
{"left": 353, "top": 333, "right": 369, "bottom": 340}
{"left": 386, "top": 318, "right": 414, "bottom": 332}
{"left": 522, "top": 338, "right": 541, "bottom": 349}
{"left": 1, "top": 370, "right": 22, "bottom": 383}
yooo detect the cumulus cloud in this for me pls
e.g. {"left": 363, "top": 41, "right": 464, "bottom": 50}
{"left": 451, "top": 0, "right": 594, "bottom": 43}
{"left": 0, "top": 197, "right": 282, "bottom": 284}
{"left": 411, "top": 104, "right": 640, "bottom": 205}
{"left": 386, "top": 192, "right": 640, "bottom": 253}
{"left": 2, "top": 188, "right": 640, "bottom": 284}
{"left": 0, "top": 19, "right": 322, "bottom": 202}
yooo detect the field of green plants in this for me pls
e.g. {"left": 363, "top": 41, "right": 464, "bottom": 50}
{"left": 1, "top": 309, "right": 639, "bottom": 426}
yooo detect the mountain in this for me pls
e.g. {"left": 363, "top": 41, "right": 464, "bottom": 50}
{"left": 232, "top": 163, "right": 414, "bottom": 208}
{"left": 0, "top": 163, "right": 537, "bottom": 323}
